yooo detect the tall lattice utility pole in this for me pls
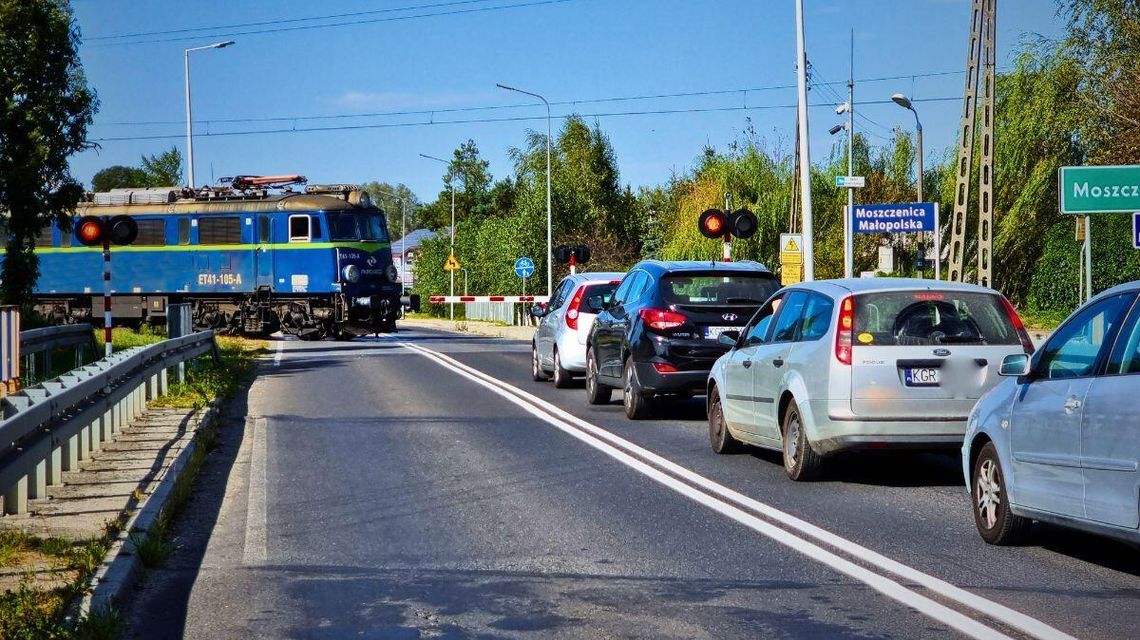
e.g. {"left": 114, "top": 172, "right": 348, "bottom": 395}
{"left": 946, "top": 0, "right": 996, "bottom": 285}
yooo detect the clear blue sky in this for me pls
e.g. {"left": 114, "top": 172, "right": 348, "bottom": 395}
{"left": 70, "top": 0, "right": 1065, "bottom": 208}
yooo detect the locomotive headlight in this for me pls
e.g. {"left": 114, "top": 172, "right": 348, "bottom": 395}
{"left": 386, "top": 264, "right": 400, "bottom": 283}
{"left": 342, "top": 264, "right": 361, "bottom": 283}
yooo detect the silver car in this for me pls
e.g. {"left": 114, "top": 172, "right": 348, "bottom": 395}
{"left": 963, "top": 281, "right": 1140, "bottom": 545}
{"left": 531, "top": 272, "right": 624, "bottom": 387}
{"left": 707, "top": 278, "right": 1034, "bottom": 480}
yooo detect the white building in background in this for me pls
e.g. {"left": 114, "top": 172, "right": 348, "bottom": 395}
{"left": 391, "top": 228, "right": 439, "bottom": 290}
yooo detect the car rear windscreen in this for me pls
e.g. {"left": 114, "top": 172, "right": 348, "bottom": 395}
{"left": 661, "top": 274, "right": 779, "bottom": 306}
{"left": 853, "top": 291, "right": 1019, "bottom": 346}
{"left": 580, "top": 283, "right": 617, "bottom": 313}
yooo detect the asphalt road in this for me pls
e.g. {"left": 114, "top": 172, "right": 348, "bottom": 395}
{"left": 125, "top": 327, "right": 1140, "bottom": 639}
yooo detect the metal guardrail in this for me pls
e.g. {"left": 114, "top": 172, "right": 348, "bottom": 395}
{"left": 0, "top": 331, "right": 219, "bottom": 516}
{"left": 20, "top": 323, "right": 97, "bottom": 356}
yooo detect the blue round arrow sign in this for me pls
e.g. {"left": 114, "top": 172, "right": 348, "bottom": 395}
{"left": 513, "top": 257, "right": 535, "bottom": 279}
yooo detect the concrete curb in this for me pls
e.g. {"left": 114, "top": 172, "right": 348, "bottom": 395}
{"left": 70, "top": 404, "right": 218, "bottom": 622}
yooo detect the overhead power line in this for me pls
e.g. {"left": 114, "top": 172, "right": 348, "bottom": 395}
{"left": 88, "top": 0, "right": 577, "bottom": 47}
{"left": 101, "top": 68, "right": 974, "bottom": 128}
{"left": 89, "top": 96, "right": 960, "bottom": 143}
{"left": 88, "top": 0, "right": 502, "bottom": 41}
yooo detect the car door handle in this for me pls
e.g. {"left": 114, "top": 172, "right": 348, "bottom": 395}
{"left": 1064, "top": 397, "right": 1082, "bottom": 412}
{"left": 772, "top": 358, "right": 784, "bottom": 367}
{"left": 742, "top": 360, "right": 752, "bottom": 369}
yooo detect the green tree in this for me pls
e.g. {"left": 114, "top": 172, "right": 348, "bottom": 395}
{"left": 361, "top": 181, "right": 424, "bottom": 237}
{"left": 141, "top": 146, "right": 183, "bottom": 186}
{"left": 0, "top": 0, "right": 97, "bottom": 305}
{"left": 91, "top": 165, "right": 148, "bottom": 192}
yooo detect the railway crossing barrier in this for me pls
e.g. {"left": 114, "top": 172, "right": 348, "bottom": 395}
{"left": 0, "top": 331, "right": 219, "bottom": 516}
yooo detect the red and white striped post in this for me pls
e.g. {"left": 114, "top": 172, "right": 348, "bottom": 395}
{"left": 103, "top": 237, "right": 112, "bottom": 357}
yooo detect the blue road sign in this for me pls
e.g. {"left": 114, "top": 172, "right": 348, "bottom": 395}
{"left": 852, "top": 202, "right": 937, "bottom": 234}
{"left": 1134, "top": 212, "right": 1140, "bottom": 249}
{"left": 514, "top": 257, "right": 535, "bottom": 279}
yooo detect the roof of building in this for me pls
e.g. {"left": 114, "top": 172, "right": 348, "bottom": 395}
{"left": 392, "top": 228, "right": 440, "bottom": 255}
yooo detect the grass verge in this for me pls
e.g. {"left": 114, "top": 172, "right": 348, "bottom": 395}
{"left": 0, "top": 331, "right": 265, "bottom": 639}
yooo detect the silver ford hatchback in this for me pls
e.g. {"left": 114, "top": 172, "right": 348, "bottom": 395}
{"left": 707, "top": 278, "right": 1034, "bottom": 480}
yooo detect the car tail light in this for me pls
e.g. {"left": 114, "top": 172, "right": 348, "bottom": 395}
{"left": 652, "top": 362, "right": 678, "bottom": 373}
{"left": 639, "top": 308, "right": 687, "bottom": 333}
{"left": 565, "top": 286, "right": 586, "bottom": 330}
{"left": 999, "top": 296, "right": 1035, "bottom": 354}
{"left": 835, "top": 295, "right": 854, "bottom": 365}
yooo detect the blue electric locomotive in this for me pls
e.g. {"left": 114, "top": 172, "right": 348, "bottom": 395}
{"left": 27, "top": 179, "right": 414, "bottom": 338}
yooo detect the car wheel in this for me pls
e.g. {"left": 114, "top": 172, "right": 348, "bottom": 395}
{"left": 585, "top": 348, "right": 611, "bottom": 405}
{"left": 972, "top": 443, "right": 1030, "bottom": 545}
{"left": 782, "top": 398, "right": 822, "bottom": 481}
{"left": 708, "top": 387, "right": 743, "bottom": 454}
{"left": 531, "top": 342, "right": 550, "bottom": 382}
{"left": 553, "top": 349, "right": 573, "bottom": 388}
{"left": 623, "top": 358, "right": 653, "bottom": 420}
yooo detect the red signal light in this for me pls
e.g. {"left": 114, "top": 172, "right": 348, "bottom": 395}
{"left": 698, "top": 208, "right": 728, "bottom": 239}
{"left": 75, "top": 216, "right": 105, "bottom": 246}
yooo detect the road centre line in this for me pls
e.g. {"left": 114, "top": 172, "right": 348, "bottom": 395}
{"left": 273, "top": 339, "right": 283, "bottom": 367}
{"left": 397, "top": 340, "right": 1076, "bottom": 640}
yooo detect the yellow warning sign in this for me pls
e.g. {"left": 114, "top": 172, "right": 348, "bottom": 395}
{"left": 444, "top": 254, "right": 461, "bottom": 271}
{"left": 779, "top": 232, "right": 804, "bottom": 285}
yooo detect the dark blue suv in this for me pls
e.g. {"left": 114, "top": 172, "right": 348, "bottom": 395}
{"left": 585, "top": 260, "right": 779, "bottom": 419}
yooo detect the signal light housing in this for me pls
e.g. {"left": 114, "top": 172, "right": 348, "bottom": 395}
{"left": 698, "top": 207, "right": 758, "bottom": 240}
{"left": 554, "top": 244, "right": 591, "bottom": 265}
{"left": 74, "top": 215, "right": 138, "bottom": 247}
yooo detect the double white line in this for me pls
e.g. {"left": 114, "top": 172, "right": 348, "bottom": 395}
{"left": 398, "top": 340, "right": 1076, "bottom": 640}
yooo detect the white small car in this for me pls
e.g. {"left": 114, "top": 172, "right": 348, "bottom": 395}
{"left": 531, "top": 272, "right": 624, "bottom": 387}
{"left": 707, "top": 278, "right": 1034, "bottom": 480}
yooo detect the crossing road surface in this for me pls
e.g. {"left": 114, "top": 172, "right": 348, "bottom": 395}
{"left": 126, "top": 328, "right": 1140, "bottom": 639}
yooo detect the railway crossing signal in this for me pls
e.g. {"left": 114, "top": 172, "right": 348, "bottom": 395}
{"left": 74, "top": 215, "right": 138, "bottom": 358}
{"left": 697, "top": 208, "right": 758, "bottom": 240}
{"left": 74, "top": 215, "right": 139, "bottom": 247}
{"left": 554, "top": 245, "right": 591, "bottom": 274}
{"left": 697, "top": 206, "right": 758, "bottom": 262}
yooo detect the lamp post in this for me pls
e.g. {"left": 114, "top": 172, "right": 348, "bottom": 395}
{"left": 829, "top": 109, "right": 854, "bottom": 279}
{"left": 892, "top": 93, "right": 935, "bottom": 279}
{"left": 891, "top": 94, "right": 924, "bottom": 202}
{"left": 420, "top": 153, "right": 457, "bottom": 319}
{"left": 184, "top": 41, "right": 235, "bottom": 189}
{"left": 496, "top": 83, "right": 552, "bottom": 298}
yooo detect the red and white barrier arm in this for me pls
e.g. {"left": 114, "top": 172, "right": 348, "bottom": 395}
{"left": 428, "top": 295, "right": 550, "bottom": 304}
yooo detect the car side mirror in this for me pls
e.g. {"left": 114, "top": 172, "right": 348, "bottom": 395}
{"left": 530, "top": 304, "right": 547, "bottom": 318}
{"left": 718, "top": 330, "right": 740, "bottom": 348}
{"left": 999, "top": 353, "right": 1031, "bottom": 377}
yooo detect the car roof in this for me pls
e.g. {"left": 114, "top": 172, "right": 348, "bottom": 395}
{"left": 633, "top": 259, "right": 774, "bottom": 275}
{"left": 1090, "top": 280, "right": 1140, "bottom": 301}
{"left": 786, "top": 277, "right": 1003, "bottom": 297}
{"left": 565, "top": 271, "right": 625, "bottom": 284}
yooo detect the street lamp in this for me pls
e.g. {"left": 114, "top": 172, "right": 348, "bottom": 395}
{"left": 420, "top": 153, "right": 457, "bottom": 320}
{"left": 184, "top": 41, "right": 235, "bottom": 189}
{"left": 496, "top": 83, "right": 552, "bottom": 299}
{"left": 891, "top": 94, "right": 923, "bottom": 202}
{"left": 828, "top": 106, "right": 854, "bottom": 279}
{"left": 892, "top": 93, "right": 935, "bottom": 279}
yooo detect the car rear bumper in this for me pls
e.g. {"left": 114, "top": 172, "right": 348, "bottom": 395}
{"left": 633, "top": 361, "right": 711, "bottom": 395}
{"left": 809, "top": 400, "right": 967, "bottom": 455}
{"left": 555, "top": 332, "right": 589, "bottom": 372}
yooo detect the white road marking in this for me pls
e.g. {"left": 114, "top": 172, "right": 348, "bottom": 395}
{"left": 243, "top": 416, "right": 268, "bottom": 565}
{"left": 399, "top": 340, "right": 1076, "bottom": 640}
{"left": 273, "top": 339, "right": 284, "bottom": 367}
